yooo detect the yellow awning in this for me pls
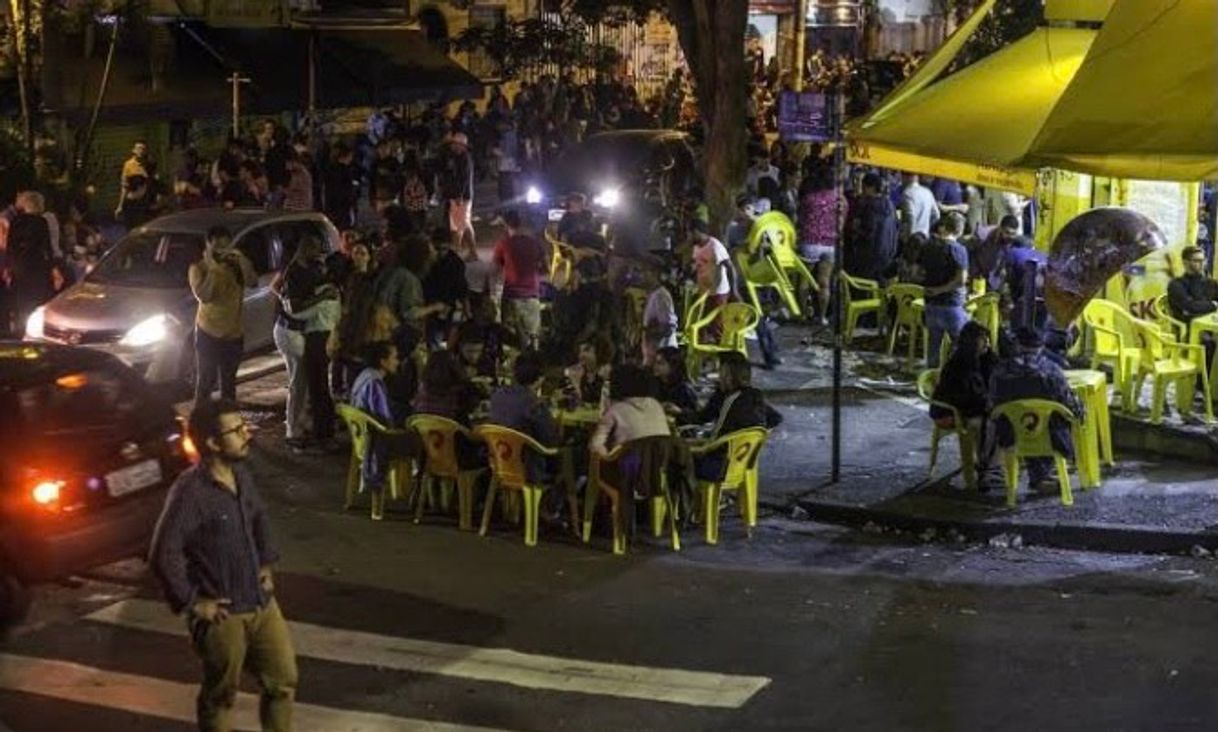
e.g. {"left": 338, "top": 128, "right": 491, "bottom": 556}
{"left": 1024, "top": 0, "right": 1218, "bottom": 181}
{"left": 847, "top": 27, "right": 1096, "bottom": 194}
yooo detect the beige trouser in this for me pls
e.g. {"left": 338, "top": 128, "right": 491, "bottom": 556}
{"left": 190, "top": 598, "right": 298, "bottom": 732}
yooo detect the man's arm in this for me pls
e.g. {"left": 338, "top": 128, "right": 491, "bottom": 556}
{"left": 188, "top": 260, "right": 219, "bottom": 303}
{"left": 236, "top": 251, "right": 258, "bottom": 288}
{"left": 148, "top": 481, "right": 202, "bottom": 615}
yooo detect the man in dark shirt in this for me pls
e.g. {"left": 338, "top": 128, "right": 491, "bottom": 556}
{"left": 843, "top": 172, "right": 899, "bottom": 282}
{"left": 488, "top": 350, "right": 560, "bottom": 484}
{"left": 990, "top": 327, "right": 1084, "bottom": 494}
{"left": 1168, "top": 245, "right": 1218, "bottom": 323}
{"left": 691, "top": 352, "right": 783, "bottom": 481}
{"left": 919, "top": 213, "right": 970, "bottom": 368}
{"left": 323, "top": 143, "right": 359, "bottom": 230}
{"left": 150, "top": 399, "right": 297, "bottom": 732}
{"left": 423, "top": 227, "right": 468, "bottom": 346}
{"left": 439, "top": 132, "right": 476, "bottom": 256}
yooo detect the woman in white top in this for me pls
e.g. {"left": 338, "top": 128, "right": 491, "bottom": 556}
{"left": 589, "top": 365, "right": 672, "bottom": 458}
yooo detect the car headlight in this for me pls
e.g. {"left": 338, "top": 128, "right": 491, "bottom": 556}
{"left": 594, "top": 188, "right": 621, "bottom": 208}
{"left": 525, "top": 186, "right": 543, "bottom": 205}
{"left": 120, "top": 314, "right": 172, "bottom": 347}
{"left": 25, "top": 307, "right": 45, "bottom": 340}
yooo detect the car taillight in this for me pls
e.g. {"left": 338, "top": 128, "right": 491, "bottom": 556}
{"left": 31, "top": 479, "right": 64, "bottom": 507}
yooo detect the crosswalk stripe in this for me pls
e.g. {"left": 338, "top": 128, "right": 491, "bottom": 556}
{"left": 88, "top": 599, "right": 771, "bottom": 709}
{"left": 0, "top": 653, "right": 513, "bottom": 732}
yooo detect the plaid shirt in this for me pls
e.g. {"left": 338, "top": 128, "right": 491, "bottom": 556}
{"left": 149, "top": 463, "right": 278, "bottom": 615}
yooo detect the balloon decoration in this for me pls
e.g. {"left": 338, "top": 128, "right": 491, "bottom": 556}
{"left": 1045, "top": 207, "right": 1168, "bottom": 325}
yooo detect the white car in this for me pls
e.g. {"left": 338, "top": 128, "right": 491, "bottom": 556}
{"left": 26, "top": 209, "right": 340, "bottom": 384}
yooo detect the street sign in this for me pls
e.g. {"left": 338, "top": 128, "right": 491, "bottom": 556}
{"left": 777, "top": 91, "right": 832, "bottom": 142}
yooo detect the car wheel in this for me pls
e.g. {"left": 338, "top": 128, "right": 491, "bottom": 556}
{"left": 0, "top": 572, "right": 30, "bottom": 631}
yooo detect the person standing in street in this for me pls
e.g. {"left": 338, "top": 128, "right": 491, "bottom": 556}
{"left": 115, "top": 140, "right": 149, "bottom": 222}
{"left": 843, "top": 172, "right": 899, "bottom": 283}
{"left": 190, "top": 226, "right": 256, "bottom": 406}
{"left": 150, "top": 398, "right": 298, "bottom": 732}
{"left": 900, "top": 172, "right": 940, "bottom": 241}
{"left": 440, "top": 132, "right": 476, "bottom": 257}
{"left": 919, "top": 213, "right": 970, "bottom": 368}
{"left": 493, "top": 209, "right": 546, "bottom": 350}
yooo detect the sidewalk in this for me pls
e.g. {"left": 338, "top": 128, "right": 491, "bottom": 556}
{"left": 749, "top": 322, "right": 1218, "bottom": 555}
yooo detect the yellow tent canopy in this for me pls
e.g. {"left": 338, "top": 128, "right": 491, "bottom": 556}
{"left": 847, "top": 26, "right": 1096, "bottom": 195}
{"left": 1023, "top": 0, "right": 1218, "bottom": 181}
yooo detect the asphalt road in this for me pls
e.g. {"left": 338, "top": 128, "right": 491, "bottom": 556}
{"left": 4, "top": 375, "right": 1218, "bottom": 731}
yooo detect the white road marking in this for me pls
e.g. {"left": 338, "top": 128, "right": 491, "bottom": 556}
{"left": 88, "top": 599, "right": 771, "bottom": 709}
{"left": 0, "top": 653, "right": 512, "bottom": 732}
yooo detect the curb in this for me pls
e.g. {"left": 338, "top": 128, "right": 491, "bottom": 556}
{"left": 792, "top": 498, "right": 1218, "bottom": 555}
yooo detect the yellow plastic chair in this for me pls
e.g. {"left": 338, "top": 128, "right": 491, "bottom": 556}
{"left": 584, "top": 436, "right": 681, "bottom": 555}
{"left": 966, "top": 292, "right": 1001, "bottom": 346}
{"left": 336, "top": 403, "right": 413, "bottom": 520}
{"left": 751, "top": 211, "right": 817, "bottom": 303}
{"left": 684, "top": 293, "right": 760, "bottom": 377}
{"left": 1129, "top": 318, "right": 1214, "bottom": 424}
{"left": 736, "top": 248, "right": 802, "bottom": 318}
{"left": 916, "top": 369, "right": 977, "bottom": 490}
{"left": 886, "top": 283, "right": 925, "bottom": 361}
{"left": 1082, "top": 299, "right": 1142, "bottom": 411}
{"left": 839, "top": 272, "right": 884, "bottom": 344}
{"left": 407, "top": 415, "right": 486, "bottom": 531}
{"left": 991, "top": 399, "right": 1080, "bottom": 508}
{"left": 472, "top": 424, "right": 560, "bottom": 547}
{"left": 1066, "top": 369, "right": 1114, "bottom": 471}
{"left": 687, "top": 428, "right": 769, "bottom": 545}
{"left": 543, "top": 228, "right": 574, "bottom": 290}
{"left": 1150, "top": 294, "right": 1188, "bottom": 342}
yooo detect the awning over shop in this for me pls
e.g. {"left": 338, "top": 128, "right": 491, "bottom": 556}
{"left": 43, "top": 24, "right": 483, "bottom": 122}
{"left": 1023, "top": 0, "right": 1218, "bottom": 181}
{"left": 187, "top": 25, "right": 484, "bottom": 112}
{"left": 847, "top": 25, "right": 1096, "bottom": 195}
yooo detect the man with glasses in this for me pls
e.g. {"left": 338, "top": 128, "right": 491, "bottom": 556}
{"left": 150, "top": 398, "right": 297, "bottom": 732}
{"left": 1168, "top": 246, "right": 1218, "bottom": 324}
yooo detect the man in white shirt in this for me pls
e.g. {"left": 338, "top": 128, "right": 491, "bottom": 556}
{"left": 691, "top": 217, "right": 734, "bottom": 344}
{"left": 745, "top": 157, "right": 780, "bottom": 198}
{"left": 900, "top": 172, "right": 940, "bottom": 240}
{"left": 984, "top": 188, "right": 1029, "bottom": 234}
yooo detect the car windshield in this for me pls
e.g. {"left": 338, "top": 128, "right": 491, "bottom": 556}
{"left": 88, "top": 230, "right": 205, "bottom": 289}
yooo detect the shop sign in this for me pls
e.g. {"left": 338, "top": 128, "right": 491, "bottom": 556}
{"left": 778, "top": 91, "right": 831, "bottom": 142}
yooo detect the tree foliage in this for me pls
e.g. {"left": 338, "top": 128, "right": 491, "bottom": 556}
{"left": 944, "top": 0, "right": 1042, "bottom": 69}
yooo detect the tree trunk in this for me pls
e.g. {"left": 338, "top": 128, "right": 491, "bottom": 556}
{"left": 668, "top": 0, "right": 748, "bottom": 235}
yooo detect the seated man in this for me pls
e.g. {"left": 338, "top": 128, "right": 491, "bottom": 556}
{"left": 989, "top": 327, "right": 1084, "bottom": 494}
{"left": 564, "top": 334, "right": 614, "bottom": 407}
{"left": 487, "top": 349, "right": 560, "bottom": 483}
{"left": 1168, "top": 245, "right": 1218, "bottom": 324}
{"left": 690, "top": 352, "right": 783, "bottom": 482}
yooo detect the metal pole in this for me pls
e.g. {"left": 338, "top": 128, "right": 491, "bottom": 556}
{"left": 229, "top": 72, "right": 249, "bottom": 138}
{"left": 830, "top": 91, "right": 845, "bottom": 483}
{"left": 77, "top": 16, "right": 121, "bottom": 177}
{"left": 793, "top": 0, "right": 808, "bottom": 92}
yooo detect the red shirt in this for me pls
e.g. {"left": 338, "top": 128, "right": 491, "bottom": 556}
{"left": 493, "top": 233, "right": 545, "bottom": 299}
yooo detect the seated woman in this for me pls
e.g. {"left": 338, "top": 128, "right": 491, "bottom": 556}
{"left": 690, "top": 353, "right": 783, "bottom": 482}
{"left": 931, "top": 321, "right": 998, "bottom": 487}
{"left": 350, "top": 341, "right": 420, "bottom": 517}
{"left": 589, "top": 365, "right": 672, "bottom": 459}
{"left": 564, "top": 334, "right": 614, "bottom": 407}
{"left": 653, "top": 347, "right": 699, "bottom": 420}
{"left": 412, "top": 349, "right": 483, "bottom": 469}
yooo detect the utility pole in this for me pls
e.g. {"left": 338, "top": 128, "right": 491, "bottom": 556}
{"left": 228, "top": 72, "right": 250, "bottom": 139}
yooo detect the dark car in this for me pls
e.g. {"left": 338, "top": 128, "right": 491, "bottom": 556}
{"left": 525, "top": 130, "right": 700, "bottom": 255}
{"left": 0, "top": 342, "right": 193, "bottom": 626}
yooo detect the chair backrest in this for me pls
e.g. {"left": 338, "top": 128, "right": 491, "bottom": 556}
{"left": 968, "top": 293, "right": 1001, "bottom": 343}
{"left": 718, "top": 427, "right": 770, "bottom": 487}
{"left": 1131, "top": 316, "right": 1183, "bottom": 363}
{"left": 610, "top": 435, "right": 676, "bottom": 497}
{"left": 336, "top": 403, "right": 386, "bottom": 460}
{"left": 1082, "top": 299, "right": 1136, "bottom": 356}
{"left": 887, "top": 283, "right": 924, "bottom": 322}
{"left": 991, "top": 399, "right": 1077, "bottom": 458}
{"left": 719, "top": 303, "right": 760, "bottom": 346}
{"left": 1150, "top": 293, "right": 1187, "bottom": 341}
{"left": 750, "top": 211, "right": 799, "bottom": 268}
{"left": 916, "top": 368, "right": 940, "bottom": 402}
{"left": 472, "top": 424, "right": 545, "bottom": 488}
{"left": 407, "top": 414, "right": 469, "bottom": 479}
